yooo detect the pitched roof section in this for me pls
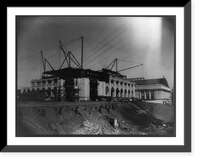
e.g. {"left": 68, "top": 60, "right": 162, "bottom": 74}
{"left": 133, "top": 78, "right": 169, "bottom": 88}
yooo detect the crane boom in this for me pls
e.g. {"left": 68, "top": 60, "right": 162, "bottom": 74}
{"left": 59, "top": 41, "right": 82, "bottom": 68}
{"left": 117, "top": 64, "right": 143, "bottom": 72}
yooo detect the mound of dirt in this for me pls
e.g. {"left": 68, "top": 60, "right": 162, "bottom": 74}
{"left": 133, "top": 102, "right": 174, "bottom": 123}
{"left": 17, "top": 101, "right": 174, "bottom": 136}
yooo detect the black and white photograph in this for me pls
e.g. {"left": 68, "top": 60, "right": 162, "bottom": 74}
{"left": 16, "top": 16, "right": 175, "bottom": 136}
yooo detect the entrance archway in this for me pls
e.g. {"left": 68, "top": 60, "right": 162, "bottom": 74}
{"left": 124, "top": 89, "right": 127, "bottom": 97}
{"left": 111, "top": 87, "right": 115, "bottom": 98}
{"left": 116, "top": 88, "right": 119, "bottom": 98}
{"left": 120, "top": 89, "right": 123, "bottom": 97}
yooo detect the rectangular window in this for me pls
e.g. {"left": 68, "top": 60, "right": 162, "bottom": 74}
{"left": 141, "top": 91, "right": 144, "bottom": 99}
{"left": 151, "top": 91, "right": 154, "bottom": 99}
{"left": 146, "top": 91, "right": 149, "bottom": 100}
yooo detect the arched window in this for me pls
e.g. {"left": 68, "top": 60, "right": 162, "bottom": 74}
{"left": 111, "top": 87, "right": 115, "bottom": 97}
{"left": 128, "top": 90, "right": 130, "bottom": 97}
{"left": 120, "top": 89, "right": 123, "bottom": 97}
{"left": 105, "top": 86, "right": 109, "bottom": 95}
{"left": 116, "top": 88, "right": 119, "bottom": 97}
{"left": 141, "top": 91, "right": 144, "bottom": 99}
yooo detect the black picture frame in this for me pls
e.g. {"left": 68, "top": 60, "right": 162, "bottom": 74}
{"left": 2, "top": 2, "right": 191, "bottom": 152}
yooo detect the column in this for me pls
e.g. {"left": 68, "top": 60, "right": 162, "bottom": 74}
{"left": 139, "top": 91, "right": 141, "bottom": 99}
{"left": 97, "top": 81, "right": 102, "bottom": 96}
{"left": 51, "top": 79, "right": 54, "bottom": 89}
{"left": 38, "top": 81, "right": 42, "bottom": 90}
{"left": 149, "top": 91, "right": 151, "bottom": 99}
{"left": 60, "top": 79, "right": 65, "bottom": 101}
{"left": 45, "top": 80, "right": 48, "bottom": 90}
{"left": 133, "top": 90, "right": 135, "bottom": 97}
{"left": 144, "top": 91, "right": 146, "bottom": 99}
{"left": 102, "top": 82, "right": 105, "bottom": 96}
{"left": 154, "top": 91, "right": 157, "bottom": 99}
{"left": 113, "top": 80, "right": 116, "bottom": 97}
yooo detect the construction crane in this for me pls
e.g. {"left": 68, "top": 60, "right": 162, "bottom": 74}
{"left": 117, "top": 64, "right": 143, "bottom": 72}
{"left": 105, "top": 58, "right": 143, "bottom": 73}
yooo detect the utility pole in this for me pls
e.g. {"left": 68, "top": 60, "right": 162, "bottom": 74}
{"left": 81, "top": 36, "right": 84, "bottom": 69}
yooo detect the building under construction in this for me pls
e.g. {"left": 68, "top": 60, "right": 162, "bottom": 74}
{"left": 20, "top": 39, "right": 138, "bottom": 102}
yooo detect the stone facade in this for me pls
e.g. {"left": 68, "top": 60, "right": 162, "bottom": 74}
{"left": 101, "top": 76, "right": 135, "bottom": 98}
{"left": 21, "top": 75, "right": 171, "bottom": 103}
{"left": 77, "top": 78, "right": 90, "bottom": 101}
{"left": 132, "top": 78, "right": 171, "bottom": 104}
{"left": 21, "top": 74, "right": 136, "bottom": 101}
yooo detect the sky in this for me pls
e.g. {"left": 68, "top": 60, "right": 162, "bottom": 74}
{"left": 17, "top": 16, "right": 175, "bottom": 89}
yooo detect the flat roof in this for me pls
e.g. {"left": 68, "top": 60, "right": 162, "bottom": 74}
{"left": 133, "top": 78, "right": 170, "bottom": 88}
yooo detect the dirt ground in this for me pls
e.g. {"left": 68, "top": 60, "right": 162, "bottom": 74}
{"left": 16, "top": 100, "right": 174, "bottom": 136}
